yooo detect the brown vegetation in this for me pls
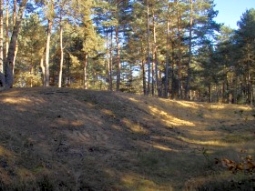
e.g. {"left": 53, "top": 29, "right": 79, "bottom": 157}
{"left": 0, "top": 87, "right": 255, "bottom": 190}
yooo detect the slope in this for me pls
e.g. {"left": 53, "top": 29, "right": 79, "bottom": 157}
{"left": 0, "top": 87, "right": 254, "bottom": 190}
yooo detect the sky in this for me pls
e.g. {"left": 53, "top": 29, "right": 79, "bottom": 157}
{"left": 213, "top": 0, "right": 254, "bottom": 29}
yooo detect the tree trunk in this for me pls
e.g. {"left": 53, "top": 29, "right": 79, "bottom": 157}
{"left": 40, "top": 55, "right": 45, "bottom": 85}
{"left": 5, "top": 0, "right": 28, "bottom": 88}
{"left": 4, "top": 0, "right": 9, "bottom": 61}
{"left": 247, "top": 66, "right": 252, "bottom": 105}
{"left": 58, "top": 22, "right": 64, "bottom": 88}
{"left": 177, "top": 24, "right": 182, "bottom": 98}
{"left": 185, "top": 0, "right": 193, "bottom": 100}
{"left": 11, "top": 0, "right": 17, "bottom": 76}
{"left": 30, "top": 67, "right": 33, "bottom": 87}
{"left": 208, "top": 84, "right": 211, "bottom": 102}
{"left": 165, "top": 21, "right": 170, "bottom": 98}
{"left": 146, "top": 0, "right": 151, "bottom": 95}
{"left": 0, "top": 0, "right": 3, "bottom": 75}
{"left": 142, "top": 59, "right": 146, "bottom": 95}
{"left": 45, "top": 19, "right": 52, "bottom": 87}
{"left": 115, "top": 26, "right": 121, "bottom": 91}
{"left": 108, "top": 30, "right": 113, "bottom": 91}
{"left": 152, "top": 11, "right": 159, "bottom": 96}
{"left": 0, "top": 0, "right": 4, "bottom": 88}
{"left": 83, "top": 53, "right": 88, "bottom": 89}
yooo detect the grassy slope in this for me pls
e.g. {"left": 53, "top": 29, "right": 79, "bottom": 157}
{"left": 0, "top": 87, "right": 254, "bottom": 191}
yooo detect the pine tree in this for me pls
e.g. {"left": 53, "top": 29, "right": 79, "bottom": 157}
{"left": 235, "top": 9, "right": 255, "bottom": 104}
{"left": 5, "top": 0, "right": 28, "bottom": 88}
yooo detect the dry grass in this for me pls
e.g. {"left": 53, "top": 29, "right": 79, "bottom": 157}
{"left": 0, "top": 87, "right": 254, "bottom": 191}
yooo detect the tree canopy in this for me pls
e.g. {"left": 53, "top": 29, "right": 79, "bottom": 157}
{"left": 1, "top": 0, "right": 255, "bottom": 103}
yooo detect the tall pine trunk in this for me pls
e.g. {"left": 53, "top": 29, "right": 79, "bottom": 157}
{"left": 141, "top": 44, "right": 146, "bottom": 95}
{"left": 45, "top": 19, "right": 52, "bottom": 87}
{"left": 164, "top": 21, "right": 170, "bottom": 98}
{"left": 40, "top": 55, "right": 45, "bottom": 86}
{"left": 185, "top": 0, "right": 193, "bottom": 100}
{"left": 5, "top": 0, "right": 28, "bottom": 88}
{"left": 108, "top": 29, "right": 113, "bottom": 91}
{"left": 115, "top": 27, "right": 120, "bottom": 91}
{"left": 58, "top": 21, "right": 64, "bottom": 88}
{"left": 0, "top": 0, "right": 4, "bottom": 87}
{"left": 146, "top": 0, "right": 151, "bottom": 95}
{"left": 176, "top": 9, "right": 182, "bottom": 99}
{"left": 142, "top": 59, "right": 146, "bottom": 95}
{"left": 152, "top": 11, "right": 159, "bottom": 96}
{"left": 0, "top": 0, "right": 3, "bottom": 75}
{"left": 4, "top": 0, "right": 9, "bottom": 61}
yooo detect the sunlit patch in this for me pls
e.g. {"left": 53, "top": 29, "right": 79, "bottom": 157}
{"left": 128, "top": 97, "right": 139, "bottom": 102}
{"left": 187, "top": 130, "right": 219, "bottom": 137}
{"left": 121, "top": 173, "right": 171, "bottom": 191}
{"left": 209, "top": 104, "right": 252, "bottom": 111}
{"left": 153, "top": 144, "right": 173, "bottom": 151}
{"left": 149, "top": 106, "right": 195, "bottom": 127}
{"left": 175, "top": 100, "right": 199, "bottom": 109}
{"left": 0, "top": 145, "right": 12, "bottom": 157}
{"left": 165, "top": 118, "right": 195, "bottom": 127}
{"left": 2, "top": 97, "right": 31, "bottom": 104}
{"left": 101, "top": 109, "right": 114, "bottom": 115}
{"left": 122, "top": 118, "right": 148, "bottom": 133}
{"left": 71, "top": 120, "right": 84, "bottom": 126}
{"left": 209, "top": 104, "right": 226, "bottom": 109}
{"left": 178, "top": 136, "right": 228, "bottom": 146}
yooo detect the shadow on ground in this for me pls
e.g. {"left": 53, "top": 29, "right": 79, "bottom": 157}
{"left": 0, "top": 87, "right": 254, "bottom": 190}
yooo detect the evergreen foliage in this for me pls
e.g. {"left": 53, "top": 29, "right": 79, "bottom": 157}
{"left": 1, "top": 0, "right": 255, "bottom": 102}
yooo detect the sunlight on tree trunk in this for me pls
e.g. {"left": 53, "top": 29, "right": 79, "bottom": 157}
{"left": 4, "top": 0, "right": 9, "bottom": 61}
{"left": 40, "top": 55, "right": 45, "bottom": 85}
{"left": 45, "top": 19, "right": 52, "bottom": 87}
{"left": 58, "top": 23, "right": 64, "bottom": 88}
{"left": 0, "top": 0, "right": 3, "bottom": 75}
{"left": 5, "top": 0, "right": 28, "bottom": 88}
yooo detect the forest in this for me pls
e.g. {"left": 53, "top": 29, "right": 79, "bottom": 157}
{"left": 1, "top": 0, "right": 255, "bottom": 104}
{"left": 1, "top": 1, "right": 255, "bottom": 190}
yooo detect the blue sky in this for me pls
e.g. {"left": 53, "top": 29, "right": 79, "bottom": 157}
{"left": 213, "top": 0, "right": 254, "bottom": 29}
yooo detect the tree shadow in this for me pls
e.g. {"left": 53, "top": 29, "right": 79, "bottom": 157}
{"left": 0, "top": 87, "right": 254, "bottom": 190}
